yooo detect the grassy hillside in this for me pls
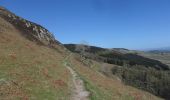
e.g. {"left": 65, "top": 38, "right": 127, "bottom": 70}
{"left": 65, "top": 44, "right": 170, "bottom": 99}
{"left": 66, "top": 53, "right": 162, "bottom": 100}
{"left": 0, "top": 17, "right": 71, "bottom": 99}
{"left": 0, "top": 7, "right": 163, "bottom": 100}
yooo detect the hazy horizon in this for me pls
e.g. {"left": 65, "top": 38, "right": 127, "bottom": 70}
{"left": 1, "top": 0, "right": 170, "bottom": 50}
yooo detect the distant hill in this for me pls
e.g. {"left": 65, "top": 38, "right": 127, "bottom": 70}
{"left": 64, "top": 44, "right": 169, "bottom": 70}
{"left": 148, "top": 47, "right": 170, "bottom": 53}
{"left": 148, "top": 50, "right": 170, "bottom": 53}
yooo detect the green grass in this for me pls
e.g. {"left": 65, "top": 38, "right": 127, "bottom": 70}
{"left": 83, "top": 77, "right": 109, "bottom": 100}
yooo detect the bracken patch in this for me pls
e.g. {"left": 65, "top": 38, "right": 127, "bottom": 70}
{"left": 52, "top": 80, "right": 67, "bottom": 88}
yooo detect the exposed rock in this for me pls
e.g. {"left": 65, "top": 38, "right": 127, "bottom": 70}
{"left": 0, "top": 7, "right": 60, "bottom": 46}
{"left": 25, "top": 22, "right": 31, "bottom": 28}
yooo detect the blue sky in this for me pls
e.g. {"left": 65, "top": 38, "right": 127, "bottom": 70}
{"left": 1, "top": 0, "right": 170, "bottom": 50}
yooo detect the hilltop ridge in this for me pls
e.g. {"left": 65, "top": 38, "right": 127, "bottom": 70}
{"left": 0, "top": 7, "right": 60, "bottom": 46}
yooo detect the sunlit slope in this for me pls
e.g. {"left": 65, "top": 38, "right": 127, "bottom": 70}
{"left": 0, "top": 7, "right": 162, "bottom": 100}
{"left": 67, "top": 53, "right": 162, "bottom": 100}
{"left": 0, "top": 17, "right": 71, "bottom": 100}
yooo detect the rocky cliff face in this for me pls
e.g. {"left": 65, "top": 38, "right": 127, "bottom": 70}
{"left": 0, "top": 7, "right": 60, "bottom": 45}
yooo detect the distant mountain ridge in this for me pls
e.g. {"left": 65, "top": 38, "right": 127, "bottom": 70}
{"left": 64, "top": 44, "right": 170, "bottom": 70}
{"left": 148, "top": 47, "right": 170, "bottom": 53}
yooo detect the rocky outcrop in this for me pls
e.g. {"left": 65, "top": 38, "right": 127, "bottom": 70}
{"left": 0, "top": 7, "right": 60, "bottom": 45}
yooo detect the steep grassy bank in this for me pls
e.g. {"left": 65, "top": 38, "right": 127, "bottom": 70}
{"left": 0, "top": 17, "right": 71, "bottom": 99}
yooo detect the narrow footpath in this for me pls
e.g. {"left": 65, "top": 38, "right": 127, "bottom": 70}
{"left": 63, "top": 54, "right": 90, "bottom": 100}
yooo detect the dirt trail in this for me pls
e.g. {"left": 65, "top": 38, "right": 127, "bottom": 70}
{"left": 64, "top": 54, "right": 90, "bottom": 100}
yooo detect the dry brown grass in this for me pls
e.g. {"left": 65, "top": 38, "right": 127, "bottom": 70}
{"left": 0, "top": 17, "right": 71, "bottom": 100}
